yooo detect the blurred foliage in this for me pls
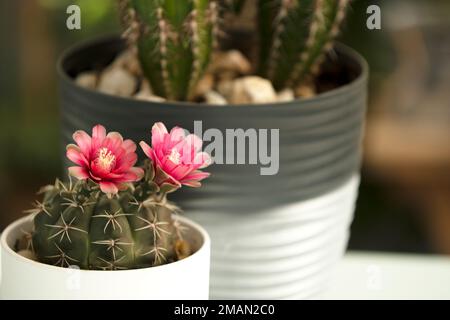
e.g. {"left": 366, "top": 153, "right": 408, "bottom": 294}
{"left": 341, "top": 0, "right": 396, "bottom": 100}
{"left": 0, "top": 0, "right": 121, "bottom": 228}
{"left": 0, "top": 0, "right": 448, "bottom": 254}
{"left": 39, "top": 0, "right": 118, "bottom": 31}
{"left": 39, "top": 0, "right": 120, "bottom": 51}
{"left": 39, "top": 0, "right": 114, "bottom": 17}
{"left": 1, "top": 0, "right": 120, "bottom": 179}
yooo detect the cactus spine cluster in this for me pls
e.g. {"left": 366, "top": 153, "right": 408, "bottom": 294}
{"left": 120, "top": 0, "right": 218, "bottom": 101}
{"left": 29, "top": 162, "right": 187, "bottom": 270}
{"left": 258, "top": 0, "right": 350, "bottom": 90}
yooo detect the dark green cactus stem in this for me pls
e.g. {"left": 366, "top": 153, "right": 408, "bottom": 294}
{"left": 29, "top": 162, "right": 187, "bottom": 270}
{"left": 220, "top": 0, "right": 247, "bottom": 14}
{"left": 120, "top": 0, "right": 217, "bottom": 101}
{"left": 258, "top": 0, "right": 349, "bottom": 90}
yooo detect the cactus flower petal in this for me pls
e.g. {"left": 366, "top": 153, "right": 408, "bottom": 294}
{"left": 92, "top": 124, "right": 106, "bottom": 140}
{"left": 66, "top": 144, "right": 88, "bottom": 166}
{"left": 152, "top": 122, "right": 168, "bottom": 146}
{"left": 169, "top": 127, "right": 186, "bottom": 142}
{"left": 73, "top": 130, "right": 92, "bottom": 155}
{"left": 123, "top": 139, "right": 137, "bottom": 153}
{"left": 183, "top": 170, "right": 210, "bottom": 182}
{"left": 140, "top": 122, "right": 211, "bottom": 189}
{"left": 66, "top": 124, "right": 142, "bottom": 194}
{"left": 68, "top": 166, "right": 90, "bottom": 180}
{"left": 99, "top": 181, "right": 119, "bottom": 194}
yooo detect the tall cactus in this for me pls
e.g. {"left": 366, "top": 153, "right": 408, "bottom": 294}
{"left": 258, "top": 0, "right": 350, "bottom": 90}
{"left": 118, "top": 0, "right": 350, "bottom": 100}
{"left": 30, "top": 162, "right": 186, "bottom": 270}
{"left": 220, "top": 0, "right": 247, "bottom": 14}
{"left": 120, "top": 0, "right": 218, "bottom": 101}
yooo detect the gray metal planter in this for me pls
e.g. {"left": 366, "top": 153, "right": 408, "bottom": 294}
{"left": 58, "top": 35, "right": 368, "bottom": 214}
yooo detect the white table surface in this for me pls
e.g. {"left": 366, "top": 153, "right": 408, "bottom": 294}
{"left": 322, "top": 251, "right": 450, "bottom": 300}
{"left": 1, "top": 250, "right": 449, "bottom": 299}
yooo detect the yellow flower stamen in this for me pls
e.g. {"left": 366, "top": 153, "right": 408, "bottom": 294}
{"left": 96, "top": 147, "right": 116, "bottom": 171}
{"left": 168, "top": 148, "right": 181, "bottom": 165}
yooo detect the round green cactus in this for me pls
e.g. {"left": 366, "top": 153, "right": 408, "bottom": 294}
{"left": 29, "top": 162, "right": 186, "bottom": 270}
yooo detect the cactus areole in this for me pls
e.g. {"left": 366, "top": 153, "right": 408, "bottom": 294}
{"left": 25, "top": 123, "right": 211, "bottom": 270}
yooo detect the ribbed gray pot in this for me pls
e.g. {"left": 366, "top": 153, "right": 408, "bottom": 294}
{"left": 58, "top": 35, "right": 368, "bottom": 214}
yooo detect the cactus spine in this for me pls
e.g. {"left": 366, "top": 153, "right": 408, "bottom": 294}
{"left": 258, "top": 0, "right": 350, "bottom": 90}
{"left": 29, "top": 162, "right": 186, "bottom": 270}
{"left": 120, "top": 0, "right": 217, "bottom": 101}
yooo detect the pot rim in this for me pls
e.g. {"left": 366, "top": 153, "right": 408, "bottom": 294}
{"left": 57, "top": 33, "right": 369, "bottom": 109}
{"left": 0, "top": 214, "right": 210, "bottom": 274}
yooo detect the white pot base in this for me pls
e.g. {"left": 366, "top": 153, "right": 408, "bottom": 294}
{"left": 187, "top": 175, "right": 360, "bottom": 300}
{"left": 0, "top": 215, "right": 210, "bottom": 300}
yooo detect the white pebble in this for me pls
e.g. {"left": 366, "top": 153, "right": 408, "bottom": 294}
{"left": 204, "top": 90, "right": 227, "bottom": 105}
{"left": 98, "top": 67, "right": 137, "bottom": 97}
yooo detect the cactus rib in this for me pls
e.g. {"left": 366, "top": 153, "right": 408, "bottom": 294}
{"left": 258, "top": 0, "right": 350, "bottom": 90}
{"left": 123, "top": 0, "right": 216, "bottom": 101}
{"left": 30, "top": 163, "right": 186, "bottom": 270}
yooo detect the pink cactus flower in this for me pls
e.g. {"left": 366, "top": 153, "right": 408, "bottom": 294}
{"left": 140, "top": 122, "right": 211, "bottom": 189}
{"left": 66, "top": 125, "right": 144, "bottom": 194}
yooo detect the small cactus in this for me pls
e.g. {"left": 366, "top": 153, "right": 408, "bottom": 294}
{"left": 31, "top": 164, "right": 182, "bottom": 270}
{"left": 25, "top": 123, "right": 211, "bottom": 270}
{"left": 257, "top": 0, "right": 350, "bottom": 90}
{"left": 119, "top": 0, "right": 218, "bottom": 101}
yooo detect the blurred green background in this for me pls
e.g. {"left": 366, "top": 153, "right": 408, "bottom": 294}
{"left": 0, "top": 0, "right": 449, "bottom": 254}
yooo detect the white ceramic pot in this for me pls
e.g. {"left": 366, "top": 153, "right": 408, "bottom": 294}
{"left": 0, "top": 215, "right": 210, "bottom": 300}
{"left": 187, "top": 175, "right": 360, "bottom": 299}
